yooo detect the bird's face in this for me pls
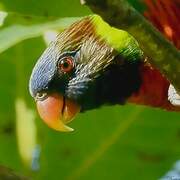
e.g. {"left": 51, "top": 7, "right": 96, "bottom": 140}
{"left": 29, "top": 17, "right": 116, "bottom": 132}
{"left": 29, "top": 16, "right": 142, "bottom": 132}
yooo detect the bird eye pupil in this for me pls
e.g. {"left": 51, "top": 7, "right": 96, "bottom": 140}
{"left": 62, "top": 61, "right": 69, "bottom": 69}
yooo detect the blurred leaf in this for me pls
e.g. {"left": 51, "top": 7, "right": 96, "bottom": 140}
{"left": 0, "top": 12, "right": 82, "bottom": 53}
{"left": 0, "top": 0, "right": 91, "bottom": 17}
{"left": 0, "top": 165, "right": 29, "bottom": 180}
{"left": 0, "top": 37, "right": 46, "bottom": 174}
{"left": 33, "top": 105, "right": 180, "bottom": 180}
{"left": 15, "top": 98, "right": 37, "bottom": 167}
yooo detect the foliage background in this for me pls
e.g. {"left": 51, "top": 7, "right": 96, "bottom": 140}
{"left": 0, "top": 0, "right": 179, "bottom": 179}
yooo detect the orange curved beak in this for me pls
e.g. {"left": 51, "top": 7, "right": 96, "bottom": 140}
{"left": 36, "top": 93, "right": 80, "bottom": 132}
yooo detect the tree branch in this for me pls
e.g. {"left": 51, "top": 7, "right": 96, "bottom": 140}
{"left": 84, "top": 0, "right": 180, "bottom": 92}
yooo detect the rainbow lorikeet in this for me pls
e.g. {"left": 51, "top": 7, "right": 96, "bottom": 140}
{"left": 29, "top": 13, "right": 180, "bottom": 132}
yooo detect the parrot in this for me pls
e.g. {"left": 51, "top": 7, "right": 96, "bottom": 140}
{"left": 29, "top": 14, "right": 180, "bottom": 132}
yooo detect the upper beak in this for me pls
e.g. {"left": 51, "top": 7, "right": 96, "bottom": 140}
{"left": 36, "top": 93, "right": 80, "bottom": 132}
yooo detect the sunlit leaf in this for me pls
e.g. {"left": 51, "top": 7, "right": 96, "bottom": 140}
{"left": 0, "top": 12, "right": 82, "bottom": 53}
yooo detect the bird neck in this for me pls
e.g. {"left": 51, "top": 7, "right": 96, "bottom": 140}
{"left": 91, "top": 15, "right": 143, "bottom": 62}
{"left": 79, "top": 54, "right": 142, "bottom": 112}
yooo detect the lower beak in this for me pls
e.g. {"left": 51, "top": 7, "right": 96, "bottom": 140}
{"left": 36, "top": 93, "right": 80, "bottom": 132}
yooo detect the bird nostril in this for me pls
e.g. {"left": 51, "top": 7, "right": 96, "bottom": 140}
{"left": 35, "top": 92, "right": 48, "bottom": 101}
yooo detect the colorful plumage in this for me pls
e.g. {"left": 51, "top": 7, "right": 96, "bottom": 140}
{"left": 29, "top": 2, "right": 180, "bottom": 132}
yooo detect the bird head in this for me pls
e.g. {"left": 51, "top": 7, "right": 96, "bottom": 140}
{"left": 29, "top": 15, "right": 143, "bottom": 132}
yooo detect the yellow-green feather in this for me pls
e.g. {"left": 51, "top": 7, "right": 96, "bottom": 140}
{"left": 91, "top": 15, "right": 143, "bottom": 61}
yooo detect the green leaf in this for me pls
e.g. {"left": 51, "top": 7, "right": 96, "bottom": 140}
{"left": 0, "top": 165, "right": 29, "bottom": 180}
{"left": 0, "top": 12, "right": 82, "bottom": 53}
{"left": 34, "top": 105, "right": 180, "bottom": 180}
{"left": 0, "top": 0, "right": 91, "bottom": 17}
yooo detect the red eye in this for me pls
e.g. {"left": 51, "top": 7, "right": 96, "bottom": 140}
{"left": 59, "top": 56, "right": 74, "bottom": 73}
